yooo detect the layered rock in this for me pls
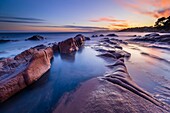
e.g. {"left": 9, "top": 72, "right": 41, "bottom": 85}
{"left": 129, "top": 33, "right": 170, "bottom": 44}
{"left": 54, "top": 60, "right": 170, "bottom": 113}
{"left": 54, "top": 38, "right": 170, "bottom": 113}
{"left": 0, "top": 45, "right": 53, "bottom": 102}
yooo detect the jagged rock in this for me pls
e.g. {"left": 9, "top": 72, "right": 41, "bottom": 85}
{"left": 74, "top": 34, "right": 85, "bottom": 47}
{"left": 26, "top": 35, "right": 45, "bottom": 41}
{"left": 58, "top": 35, "right": 85, "bottom": 54}
{"left": 58, "top": 38, "right": 78, "bottom": 54}
{"left": 52, "top": 43, "right": 59, "bottom": 53}
{"left": 0, "top": 45, "right": 53, "bottom": 102}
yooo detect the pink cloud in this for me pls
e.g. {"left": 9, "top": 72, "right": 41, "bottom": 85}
{"left": 90, "top": 17, "right": 126, "bottom": 22}
{"left": 111, "top": 23, "right": 129, "bottom": 27}
{"left": 117, "top": 0, "right": 170, "bottom": 18}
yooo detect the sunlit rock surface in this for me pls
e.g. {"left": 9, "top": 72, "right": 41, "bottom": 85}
{"left": 0, "top": 45, "right": 53, "bottom": 102}
{"left": 57, "top": 34, "right": 85, "bottom": 54}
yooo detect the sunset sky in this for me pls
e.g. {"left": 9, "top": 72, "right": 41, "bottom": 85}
{"left": 0, "top": 0, "right": 170, "bottom": 32}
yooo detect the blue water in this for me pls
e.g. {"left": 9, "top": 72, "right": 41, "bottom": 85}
{"left": 0, "top": 46, "right": 108, "bottom": 113}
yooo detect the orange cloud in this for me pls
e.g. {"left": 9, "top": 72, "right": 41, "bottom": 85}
{"left": 90, "top": 17, "right": 126, "bottom": 22}
{"left": 117, "top": 0, "right": 170, "bottom": 18}
{"left": 111, "top": 23, "right": 129, "bottom": 28}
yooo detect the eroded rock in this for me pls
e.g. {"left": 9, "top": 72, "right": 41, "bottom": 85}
{"left": 0, "top": 45, "right": 53, "bottom": 102}
{"left": 129, "top": 33, "right": 170, "bottom": 44}
{"left": 57, "top": 34, "right": 85, "bottom": 54}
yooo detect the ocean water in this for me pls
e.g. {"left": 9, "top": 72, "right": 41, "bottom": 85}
{"left": 0, "top": 32, "right": 170, "bottom": 112}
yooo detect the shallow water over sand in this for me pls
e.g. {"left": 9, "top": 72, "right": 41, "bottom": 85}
{"left": 122, "top": 43, "right": 170, "bottom": 104}
{"left": 0, "top": 47, "right": 108, "bottom": 113}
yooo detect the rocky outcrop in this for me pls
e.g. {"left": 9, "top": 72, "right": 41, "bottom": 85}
{"left": 54, "top": 38, "right": 170, "bottom": 113}
{"left": 0, "top": 45, "right": 53, "bottom": 102}
{"left": 58, "top": 38, "right": 79, "bottom": 54}
{"left": 92, "top": 35, "right": 98, "bottom": 37}
{"left": 85, "top": 37, "right": 90, "bottom": 40}
{"left": 26, "top": 35, "right": 45, "bottom": 41}
{"left": 57, "top": 34, "right": 85, "bottom": 54}
{"left": 129, "top": 33, "right": 170, "bottom": 44}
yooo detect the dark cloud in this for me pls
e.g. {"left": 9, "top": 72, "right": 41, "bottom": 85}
{"left": 31, "top": 25, "right": 109, "bottom": 30}
{"left": 0, "top": 16, "right": 45, "bottom": 24}
{"left": 0, "top": 20, "right": 44, "bottom": 24}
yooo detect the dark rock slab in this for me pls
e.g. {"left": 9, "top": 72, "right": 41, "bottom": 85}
{"left": 129, "top": 33, "right": 170, "bottom": 44}
{"left": 99, "top": 34, "right": 104, "bottom": 37}
{"left": 106, "top": 33, "right": 118, "bottom": 37}
{"left": 92, "top": 35, "right": 98, "bottom": 37}
{"left": 0, "top": 39, "right": 18, "bottom": 43}
{"left": 26, "top": 35, "right": 45, "bottom": 41}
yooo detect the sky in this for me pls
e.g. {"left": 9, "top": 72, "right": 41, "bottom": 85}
{"left": 0, "top": 0, "right": 170, "bottom": 32}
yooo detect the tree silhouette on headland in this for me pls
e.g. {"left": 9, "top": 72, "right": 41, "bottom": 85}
{"left": 119, "top": 15, "right": 170, "bottom": 32}
{"left": 155, "top": 16, "right": 170, "bottom": 31}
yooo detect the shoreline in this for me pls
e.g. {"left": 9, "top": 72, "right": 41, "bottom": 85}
{"left": 0, "top": 33, "right": 170, "bottom": 113}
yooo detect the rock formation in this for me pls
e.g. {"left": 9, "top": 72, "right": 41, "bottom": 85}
{"left": 0, "top": 45, "right": 53, "bottom": 102}
{"left": 106, "top": 33, "right": 118, "bottom": 37}
{"left": 26, "top": 35, "right": 45, "bottom": 41}
{"left": 0, "top": 34, "right": 87, "bottom": 102}
{"left": 129, "top": 33, "right": 170, "bottom": 44}
{"left": 56, "top": 34, "right": 86, "bottom": 54}
{"left": 54, "top": 38, "right": 170, "bottom": 113}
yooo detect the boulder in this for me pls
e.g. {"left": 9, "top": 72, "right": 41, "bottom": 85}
{"left": 58, "top": 35, "right": 86, "bottom": 54}
{"left": 26, "top": 35, "right": 45, "bottom": 41}
{"left": 0, "top": 45, "right": 53, "bottom": 102}
{"left": 58, "top": 38, "right": 78, "bottom": 54}
{"left": 106, "top": 33, "right": 118, "bottom": 37}
{"left": 99, "top": 34, "right": 104, "bottom": 37}
{"left": 85, "top": 37, "right": 91, "bottom": 40}
{"left": 74, "top": 34, "right": 85, "bottom": 47}
{"left": 92, "top": 35, "right": 98, "bottom": 37}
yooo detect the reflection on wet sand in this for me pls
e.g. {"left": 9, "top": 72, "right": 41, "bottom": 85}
{"left": 121, "top": 43, "right": 170, "bottom": 104}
